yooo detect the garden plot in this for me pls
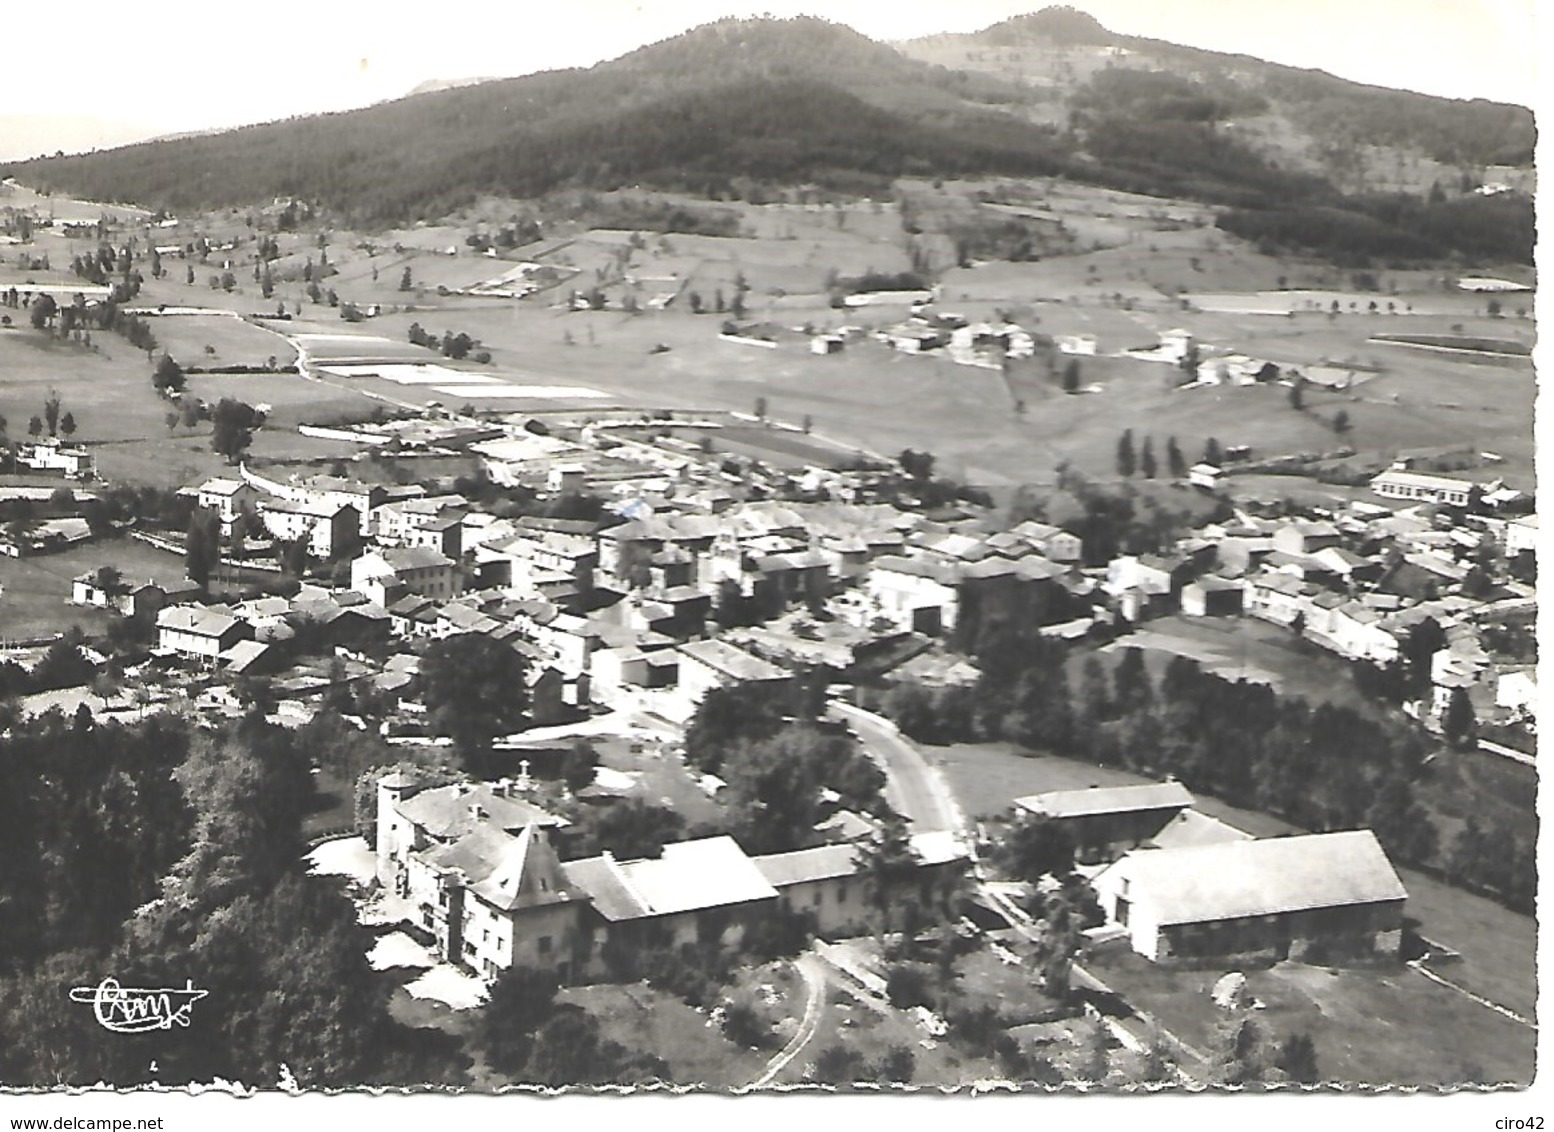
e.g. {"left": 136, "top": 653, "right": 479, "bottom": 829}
{"left": 318, "top": 361, "right": 482, "bottom": 384}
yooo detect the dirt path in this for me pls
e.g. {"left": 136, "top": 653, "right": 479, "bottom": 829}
{"left": 744, "top": 953, "right": 826, "bottom": 1090}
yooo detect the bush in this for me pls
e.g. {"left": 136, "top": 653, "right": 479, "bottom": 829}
{"left": 720, "top": 995, "right": 776, "bottom": 1051}
{"left": 885, "top": 961, "right": 937, "bottom": 1010}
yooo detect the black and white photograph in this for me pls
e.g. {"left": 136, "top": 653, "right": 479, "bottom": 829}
{"left": 0, "top": 0, "right": 1542, "bottom": 1121}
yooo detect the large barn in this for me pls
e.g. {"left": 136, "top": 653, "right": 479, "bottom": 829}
{"left": 1093, "top": 830, "right": 1407, "bottom": 964}
{"left": 1013, "top": 781, "right": 1195, "bottom": 864}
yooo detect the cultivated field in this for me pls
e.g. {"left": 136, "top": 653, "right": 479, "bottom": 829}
{"left": 17, "top": 177, "right": 1523, "bottom": 500}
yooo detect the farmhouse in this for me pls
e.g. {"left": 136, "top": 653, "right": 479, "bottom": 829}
{"left": 1014, "top": 781, "right": 1195, "bottom": 864}
{"left": 563, "top": 837, "right": 780, "bottom": 961}
{"left": 17, "top": 440, "right": 93, "bottom": 479}
{"left": 1093, "top": 830, "right": 1407, "bottom": 964}
{"left": 186, "top": 477, "right": 259, "bottom": 537}
{"left": 155, "top": 604, "right": 253, "bottom": 660}
{"left": 1370, "top": 470, "right": 1475, "bottom": 507}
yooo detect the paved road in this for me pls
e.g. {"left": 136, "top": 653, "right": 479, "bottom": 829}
{"left": 828, "top": 702, "right": 964, "bottom": 835}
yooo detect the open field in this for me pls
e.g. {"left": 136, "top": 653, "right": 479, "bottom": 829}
{"left": 1086, "top": 946, "right": 1533, "bottom": 1087}
{"left": 0, "top": 536, "right": 187, "bottom": 640}
{"left": 137, "top": 312, "right": 297, "bottom": 369}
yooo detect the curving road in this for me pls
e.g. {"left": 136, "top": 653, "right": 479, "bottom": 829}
{"left": 828, "top": 701, "right": 965, "bottom": 835}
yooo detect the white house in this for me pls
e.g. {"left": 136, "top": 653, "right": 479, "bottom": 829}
{"left": 1495, "top": 668, "right": 1537, "bottom": 722}
{"left": 187, "top": 477, "right": 260, "bottom": 536}
{"left": 1189, "top": 463, "right": 1223, "bottom": 490}
{"left": 351, "top": 547, "right": 460, "bottom": 607}
{"left": 257, "top": 498, "right": 360, "bottom": 559}
{"left": 1370, "top": 470, "right": 1475, "bottom": 507}
{"left": 1505, "top": 515, "right": 1537, "bottom": 556}
{"left": 863, "top": 556, "right": 959, "bottom": 636}
{"left": 17, "top": 440, "right": 93, "bottom": 478}
{"left": 155, "top": 604, "right": 252, "bottom": 660}
{"left": 672, "top": 638, "right": 792, "bottom": 722}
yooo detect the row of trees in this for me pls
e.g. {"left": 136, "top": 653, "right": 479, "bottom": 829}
{"left": 1114, "top": 430, "right": 1190, "bottom": 480}
{"left": 406, "top": 322, "right": 487, "bottom": 363}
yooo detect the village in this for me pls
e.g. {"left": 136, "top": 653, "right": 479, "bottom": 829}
{"left": 0, "top": 289, "right": 1538, "bottom": 1084}
{"left": 0, "top": 82, "right": 1537, "bottom": 1087}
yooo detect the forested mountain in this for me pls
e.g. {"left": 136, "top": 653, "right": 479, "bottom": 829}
{"left": 908, "top": 6, "right": 1534, "bottom": 170}
{"left": 2, "top": 10, "right": 1533, "bottom": 263}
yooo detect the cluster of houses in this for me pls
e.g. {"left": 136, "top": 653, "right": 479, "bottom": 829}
{"left": 1100, "top": 469, "right": 1537, "bottom": 737}
{"left": 121, "top": 409, "right": 1532, "bottom": 750}
{"left": 371, "top": 772, "right": 969, "bottom": 981}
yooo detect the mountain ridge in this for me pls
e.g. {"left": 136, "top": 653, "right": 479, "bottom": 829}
{"left": 1, "top": 10, "right": 1532, "bottom": 265}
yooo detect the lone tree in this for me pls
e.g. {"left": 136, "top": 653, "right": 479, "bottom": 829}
{"left": 476, "top": 966, "right": 561, "bottom": 1077}
{"left": 398, "top": 266, "right": 412, "bottom": 292}
{"left": 1332, "top": 409, "right": 1352, "bottom": 436}
{"left": 185, "top": 508, "right": 220, "bottom": 590}
{"left": 27, "top": 415, "right": 43, "bottom": 439}
{"left": 59, "top": 412, "right": 76, "bottom": 439}
{"left": 1061, "top": 358, "right": 1081, "bottom": 393}
{"left": 153, "top": 353, "right": 186, "bottom": 394}
{"left": 996, "top": 814, "right": 1075, "bottom": 884}
{"left": 1288, "top": 379, "right": 1304, "bottom": 411}
{"left": 561, "top": 739, "right": 599, "bottom": 794}
{"left": 43, "top": 389, "right": 61, "bottom": 436}
{"left": 211, "top": 398, "right": 260, "bottom": 464}
{"left": 29, "top": 293, "right": 57, "bottom": 331}
{"left": 421, "top": 634, "right": 532, "bottom": 771}
{"left": 1139, "top": 435, "right": 1157, "bottom": 479}
{"left": 1203, "top": 437, "right": 1223, "bottom": 465}
{"left": 1166, "top": 436, "right": 1186, "bottom": 478}
{"left": 1116, "top": 429, "right": 1136, "bottom": 478}
{"left": 1442, "top": 686, "right": 1477, "bottom": 750}
{"left": 1276, "top": 1033, "right": 1320, "bottom": 1085}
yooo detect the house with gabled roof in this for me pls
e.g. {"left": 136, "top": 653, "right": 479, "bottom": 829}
{"left": 351, "top": 546, "right": 460, "bottom": 607}
{"left": 155, "top": 603, "right": 253, "bottom": 660}
{"left": 1093, "top": 830, "right": 1407, "bottom": 964}
{"left": 562, "top": 836, "right": 780, "bottom": 963}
